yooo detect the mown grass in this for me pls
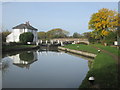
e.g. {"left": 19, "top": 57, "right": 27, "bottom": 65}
{"left": 91, "top": 44, "right": 118, "bottom": 56}
{"left": 80, "top": 52, "right": 118, "bottom": 88}
{"left": 64, "top": 44, "right": 98, "bottom": 54}
{"left": 64, "top": 44, "right": 118, "bottom": 88}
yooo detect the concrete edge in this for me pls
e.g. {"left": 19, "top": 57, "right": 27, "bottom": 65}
{"left": 58, "top": 47, "right": 97, "bottom": 58}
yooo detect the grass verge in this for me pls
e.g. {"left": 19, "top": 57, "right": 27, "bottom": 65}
{"left": 64, "top": 44, "right": 98, "bottom": 54}
{"left": 64, "top": 44, "right": 118, "bottom": 88}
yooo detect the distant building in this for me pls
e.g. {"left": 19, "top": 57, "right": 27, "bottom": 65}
{"left": 6, "top": 21, "right": 38, "bottom": 43}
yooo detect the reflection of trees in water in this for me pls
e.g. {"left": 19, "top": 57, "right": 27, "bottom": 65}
{"left": 2, "top": 49, "right": 38, "bottom": 59}
{"left": 19, "top": 52, "right": 34, "bottom": 61}
{"left": 2, "top": 50, "right": 38, "bottom": 70}
{"left": 38, "top": 46, "right": 59, "bottom": 52}
{"left": 13, "top": 51, "right": 37, "bottom": 69}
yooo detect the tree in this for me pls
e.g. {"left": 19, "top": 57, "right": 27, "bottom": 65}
{"left": 83, "top": 32, "right": 91, "bottom": 38}
{"left": 73, "top": 32, "right": 81, "bottom": 38}
{"left": 103, "top": 31, "right": 117, "bottom": 45}
{"left": 89, "top": 8, "right": 118, "bottom": 42}
{"left": 1, "top": 30, "right": 11, "bottom": 42}
{"left": 46, "top": 28, "right": 69, "bottom": 38}
{"left": 37, "top": 32, "right": 46, "bottom": 39}
{"left": 19, "top": 32, "right": 34, "bottom": 43}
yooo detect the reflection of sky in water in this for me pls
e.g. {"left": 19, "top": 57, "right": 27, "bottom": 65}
{"left": 38, "top": 51, "right": 63, "bottom": 56}
{"left": 2, "top": 50, "right": 89, "bottom": 88}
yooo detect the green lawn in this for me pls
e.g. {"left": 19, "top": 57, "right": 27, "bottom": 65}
{"left": 64, "top": 44, "right": 118, "bottom": 88}
{"left": 91, "top": 44, "right": 118, "bottom": 56}
{"left": 64, "top": 44, "right": 98, "bottom": 54}
{"left": 80, "top": 52, "right": 118, "bottom": 88}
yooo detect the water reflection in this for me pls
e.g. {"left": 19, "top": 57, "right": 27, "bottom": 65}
{"left": 38, "top": 46, "right": 58, "bottom": 52}
{"left": 2, "top": 46, "right": 90, "bottom": 88}
{"left": 0, "top": 59, "right": 10, "bottom": 73}
{"left": 9, "top": 51, "right": 37, "bottom": 69}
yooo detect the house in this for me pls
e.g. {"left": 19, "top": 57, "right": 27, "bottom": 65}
{"left": 6, "top": 21, "right": 38, "bottom": 43}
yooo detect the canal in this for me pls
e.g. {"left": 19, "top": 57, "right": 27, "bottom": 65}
{"left": 1, "top": 46, "right": 91, "bottom": 88}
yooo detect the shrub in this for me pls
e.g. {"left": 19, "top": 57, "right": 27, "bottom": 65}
{"left": 19, "top": 32, "right": 34, "bottom": 44}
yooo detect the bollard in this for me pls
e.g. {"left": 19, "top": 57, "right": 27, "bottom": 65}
{"left": 98, "top": 50, "right": 101, "bottom": 53}
{"left": 88, "top": 76, "right": 95, "bottom": 85}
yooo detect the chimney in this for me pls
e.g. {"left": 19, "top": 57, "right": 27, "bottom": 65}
{"left": 26, "top": 21, "right": 30, "bottom": 26}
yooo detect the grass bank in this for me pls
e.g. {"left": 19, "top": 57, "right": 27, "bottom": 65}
{"left": 64, "top": 44, "right": 98, "bottom": 54}
{"left": 64, "top": 44, "right": 118, "bottom": 88}
{"left": 2, "top": 45, "right": 39, "bottom": 52}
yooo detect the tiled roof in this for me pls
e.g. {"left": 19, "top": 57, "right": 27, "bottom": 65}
{"left": 12, "top": 22, "right": 38, "bottom": 31}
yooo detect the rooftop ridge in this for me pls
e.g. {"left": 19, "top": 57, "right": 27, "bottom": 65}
{"left": 12, "top": 22, "right": 38, "bottom": 31}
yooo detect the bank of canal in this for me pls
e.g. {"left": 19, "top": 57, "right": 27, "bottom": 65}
{"left": 58, "top": 47, "right": 96, "bottom": 58}
{"left": 1, "top": 44, "right": 118, "bottom": 88}
{"left": 63, "top": 44, "right": 118, "bottom": 88}
{"left": 2, "top": 45, "right": 39, "bottom": 52}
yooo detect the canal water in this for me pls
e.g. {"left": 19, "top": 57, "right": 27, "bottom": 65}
{"left": 1, "top": 46, "right": 90, "bottom": 88}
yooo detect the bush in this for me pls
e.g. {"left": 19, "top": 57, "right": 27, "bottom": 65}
{"left": 19, "top": 32, "right": 34, "bottom": 44}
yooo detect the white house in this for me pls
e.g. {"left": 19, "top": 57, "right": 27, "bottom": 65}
{"left": 6, "top": 21, "right": 38, "bottom": 43}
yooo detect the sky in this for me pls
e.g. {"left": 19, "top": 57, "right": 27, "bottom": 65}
{"left": 2, "top": 2, "right": 118, "bottom": 35}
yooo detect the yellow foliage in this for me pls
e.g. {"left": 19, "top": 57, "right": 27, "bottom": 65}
{"left": 101, "top": 30, "right": 109, "bottom": 36}
{"left": 89, "top": 8, "right": 118, "bottom": 39}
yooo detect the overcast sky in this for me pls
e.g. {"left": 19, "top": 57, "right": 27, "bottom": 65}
{"left": 2, "top": 2, "right": 118, "bottom": 35}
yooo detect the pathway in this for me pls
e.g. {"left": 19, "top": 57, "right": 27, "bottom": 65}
{"left": 93, "top": 46, "right": 119, "bottom": 62}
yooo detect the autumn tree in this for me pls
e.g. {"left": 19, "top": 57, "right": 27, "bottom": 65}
{"left": 46, "top": 28, "right": 69, "bottom": 38}
{"left": 37, "top": 32, "right": 46, "bottom": 39}
{"left": 89, "top": 8, "right": 118, "bottom": 42}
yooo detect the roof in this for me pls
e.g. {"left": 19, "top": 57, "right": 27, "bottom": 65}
{"left": 12, "top": 22, "right": 38, "bottom": 31}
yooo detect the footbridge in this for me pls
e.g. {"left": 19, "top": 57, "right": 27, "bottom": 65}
{"left": 37, "top": 38, "right": 89, "bottom": 46}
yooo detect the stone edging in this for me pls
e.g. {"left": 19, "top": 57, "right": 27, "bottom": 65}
{"left": 58, "top": 47, "right": 97, "bottom": 58}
